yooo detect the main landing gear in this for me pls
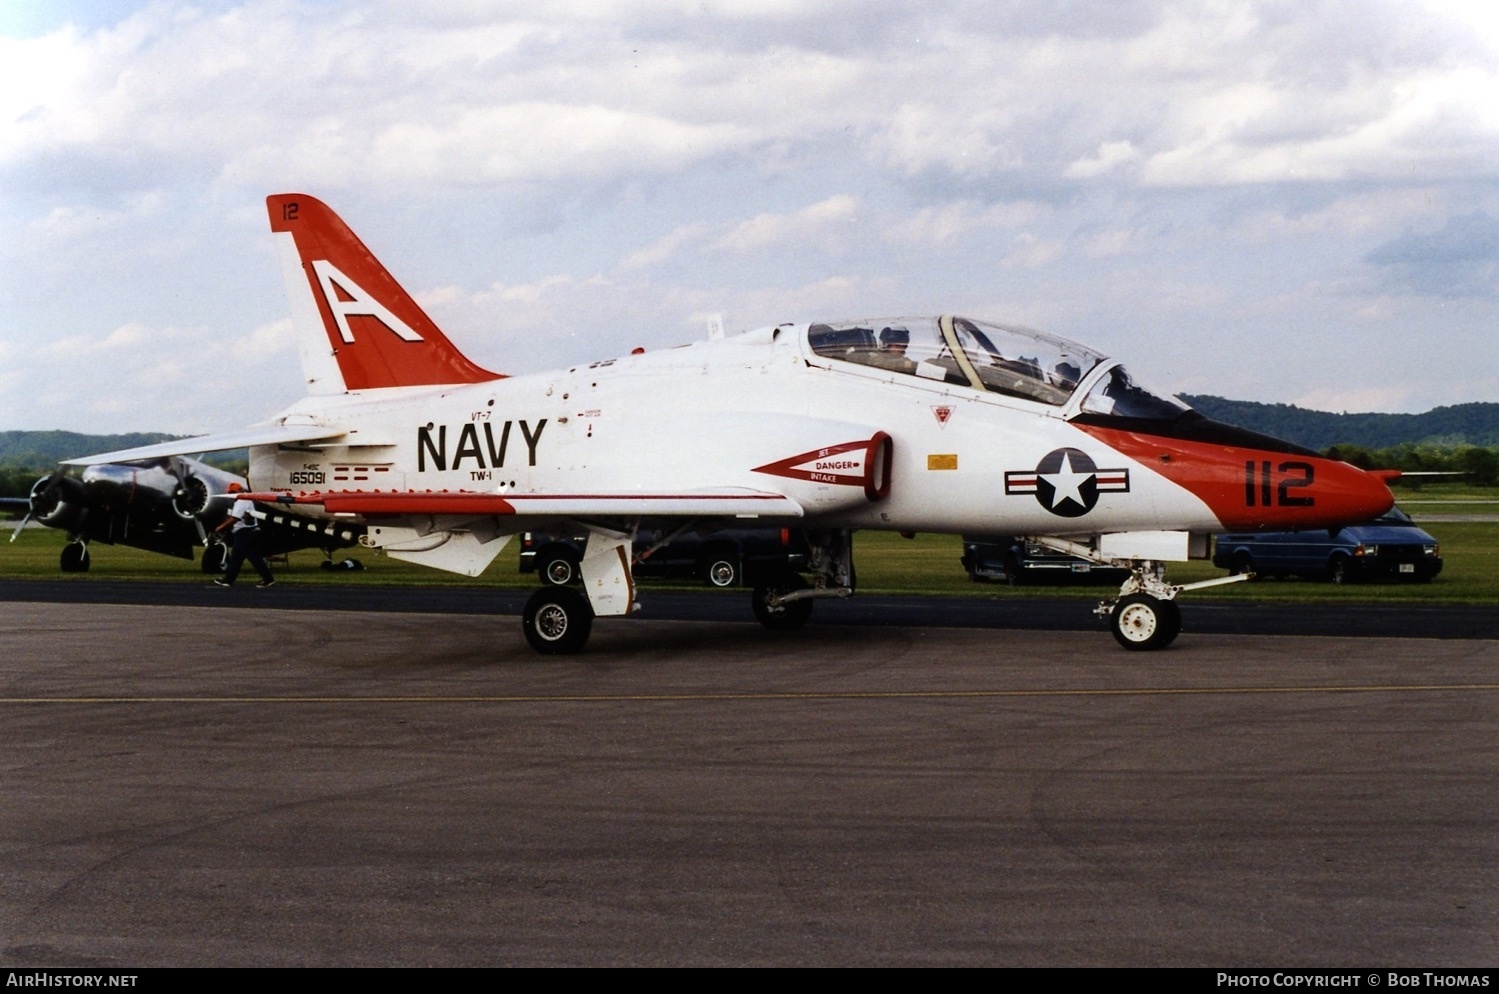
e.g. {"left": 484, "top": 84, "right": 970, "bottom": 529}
{"left": 523, "top": 586, "right": 594, "bottom": 654}
{"left": 517, "top": 528, "right": 857, "bottom": 654}
{"left": 749, "top": 530, "right": 854, "bottom": 634}
{"left": 60, "top": 540, "right": 90, "bottom": 573}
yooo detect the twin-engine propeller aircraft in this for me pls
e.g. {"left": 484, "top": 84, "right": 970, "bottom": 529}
{"left": 8, "top": 456, "right": 361, "bottom": 572}
{"left": 67, "top": 193, "right": 1396, "bottom": 652}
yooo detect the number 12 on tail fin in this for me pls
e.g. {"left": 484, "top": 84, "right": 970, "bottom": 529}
{"left": 268, "top": 194, "right": 501, "bottom": 393}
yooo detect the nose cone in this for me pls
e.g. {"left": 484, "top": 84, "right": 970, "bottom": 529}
{"left": 1280, "top": 459, "right": 1395, "bottom": 531}
{"left": 1071, "top": 415, "right": 1394, "bottom": 531}
{"left": 1161, "top": 445, "right": 1395, "bottom": 532}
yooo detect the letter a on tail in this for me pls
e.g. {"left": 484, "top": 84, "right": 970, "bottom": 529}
{"left": 268, "top": 194, "right": 501, "bottom": 393}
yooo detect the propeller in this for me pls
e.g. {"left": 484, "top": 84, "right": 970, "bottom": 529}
{"left": 10, "top": 470, "right": 66, "bottom": 542}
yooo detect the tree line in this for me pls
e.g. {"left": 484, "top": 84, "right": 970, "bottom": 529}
{"left": 1324, "top": 443, "right": 1499, "bottom": 485}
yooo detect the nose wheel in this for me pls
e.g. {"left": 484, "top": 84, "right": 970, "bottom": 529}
{"left": 1108, "top": 593, "right": 1181, "bottom": 650}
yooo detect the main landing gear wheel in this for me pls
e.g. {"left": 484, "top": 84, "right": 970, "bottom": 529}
{"left": 751, "top": 573, "right": 814, "bottom": 631}
{"left": 60, "top": 542, "right": 90, "bottom": 573}
{"left": 522, "top": 587, "right": 594, "bottom": 654}
{"left": 201, "top": 544, "right": 227, "bottom": 574}
{"left": 1109, "top": 594, "right": 1181, "bottom": 651}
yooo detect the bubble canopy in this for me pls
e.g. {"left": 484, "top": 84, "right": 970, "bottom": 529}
{"left": 806, "top": 315, "right": 1188, "bottom": 418}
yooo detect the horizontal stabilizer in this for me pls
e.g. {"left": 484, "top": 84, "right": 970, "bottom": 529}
{"left": 63, "top": 424, "right": 349, "bottom": 466}
{"left": 243, "top": 488, "right": 804, "bottom": 519}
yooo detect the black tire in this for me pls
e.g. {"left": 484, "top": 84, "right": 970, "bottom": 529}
{"left": 1109, "top": 594, "right": 1181, "bottom": 651}
{"left": 201, "top": 544, "right": 227, "bottom": 574}
{"left": 60, "top": 542, "right": 90, "bottom": 573}
{"left": 702, "top": 556, "right": 739, "bottom": 588}
{"left": 522, "top": 587, "right": 594, "bottom": 654}
{"left": 1229, "top": 551, "right": 1255, "bottom": 578}
{"left": 1328, "top": 556, "right": 1352, "bottom": 585}
{"left": 538, "top": 549, "right": 581, "bottom": 586}
{"left": 319, "top": 557, "right": 365, "bottom": 571}
{"left": 751, "top": 573, "right": 814, "bottom": 631}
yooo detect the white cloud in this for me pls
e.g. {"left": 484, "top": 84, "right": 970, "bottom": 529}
{"left": 1294, "top": 385, "right": 1416, "bottom": 415}
{"left": 1066, "top": 141, "right": 1142, "bottom": 179}
{"left": 716, "top": 195, "right": 860, "bottom": 253}
{"left": 3, "top": 0, "right": 1499, "bottom": 430}
{"left": 24, "top": 192, "right": 163, "bottom": 245}
{"left": 887, "top": 201, "right": 1051, "bottom": 245}
{"left": 229, "top": 318, "right": 296, "bottom": 361}
{"left": 618, "top": 222, "right": 715, "bottom": 272}
{"left": 1003, "top": 233, "right": 1066, "bottom": 270}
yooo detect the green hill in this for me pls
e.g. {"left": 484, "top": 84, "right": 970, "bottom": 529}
{"left": 1179, "top": 397, "right": 1499, "bottom": 450}
{"left": 0, "top": 430, "right": 179, "bottom": 469}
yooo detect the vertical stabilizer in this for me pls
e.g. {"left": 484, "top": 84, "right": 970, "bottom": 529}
{"left": 267, "top": 194, "right": 501, "bottom": 393}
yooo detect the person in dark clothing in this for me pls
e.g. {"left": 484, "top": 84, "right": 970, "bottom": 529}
{"left": 211, "top": 482, "right": 276, "bottom": 588}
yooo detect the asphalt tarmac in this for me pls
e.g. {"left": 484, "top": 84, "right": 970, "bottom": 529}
{"left": 2, "top": 594, "right": 1497, "bottom": 967}
{"left": 3, "top": 577, "right": 1498, "bottom": 638}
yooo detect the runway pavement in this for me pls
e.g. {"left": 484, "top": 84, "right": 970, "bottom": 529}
{"left": 2, "top": 600, "right": 1496, "bottom": 967}
{"left": 3, "top": 577, "right": 1498, "bottom": 639}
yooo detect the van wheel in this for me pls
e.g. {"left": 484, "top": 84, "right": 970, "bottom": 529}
{"left": 1003, "top": 551, "right": 1027, "bottom": 586}
{"left": 1229, "top": 552, "right": 1255, "bottom": 578}
{"left": 1328, "top": 557, "right": 1353, "bottom": 584}
{"left": 703, "top": 557, "right": 739, "bottom": 588}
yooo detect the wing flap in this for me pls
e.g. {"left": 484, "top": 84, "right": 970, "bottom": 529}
{"left": 243, "top": 489, "right": 805, "bottom": 519}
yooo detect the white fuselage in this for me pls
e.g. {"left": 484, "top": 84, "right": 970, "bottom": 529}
{"left": 251, "top": 324, "right": 1223, "bottom": 545}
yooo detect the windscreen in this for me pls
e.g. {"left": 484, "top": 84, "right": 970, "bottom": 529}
{"left": 808, "top": 316, "right": 1105, "bottom": 407}
{"left": 1078, "top": 364, "right": 1192, "bottom": 420}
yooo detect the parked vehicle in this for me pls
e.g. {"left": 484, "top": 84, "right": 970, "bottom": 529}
{"left": 960, "top": 535, "right": 1130, "bottom": 586}
{"left": 1212, "top": 507, "right": 1442, "bottom": 583}
{"left": 520, "top": 528, "right": 810, "bottom": 588}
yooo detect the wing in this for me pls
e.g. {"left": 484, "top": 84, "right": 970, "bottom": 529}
{"left": 238, "top": 487, "right": 804, "bottom": 579}
{"left": 62, "top": 424, "right": 354, "bottom": 466}
{"left": 242, "top": 488, "right": 803, "bottom": 518}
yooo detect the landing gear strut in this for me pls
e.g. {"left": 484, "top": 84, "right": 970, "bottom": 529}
{"left": 1017, "top": 535, "right": 1253, "bottom": 652}
{"left": 1095, "top": 561, "right": 1184, "bottom": 651}
{"left": 751, "top": 572, "right": 815, "bottom": 631}
{"left": 749, "top": 529, "right": 855, "bottom": 632}
{"left": 60, "top": 541, "right": 90, "bottom": 573}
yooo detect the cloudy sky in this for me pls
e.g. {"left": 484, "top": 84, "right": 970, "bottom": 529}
{"left": 2, "top": 0, "right": 1496, "bottom": 435}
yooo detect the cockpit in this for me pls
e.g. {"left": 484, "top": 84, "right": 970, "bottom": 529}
{"left": 806, "top": 315, "right": 1190, "bottom": 420}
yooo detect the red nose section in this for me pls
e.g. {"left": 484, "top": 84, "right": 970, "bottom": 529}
{"left": 1074, "top": 423, "right": 1394, "bottom": 530}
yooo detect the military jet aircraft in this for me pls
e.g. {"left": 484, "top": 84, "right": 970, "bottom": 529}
{"left": 8, "top": 455, "right": 360, "bottom": 572}
{"left": 66, "top": 194, "right": 1396, "bottom": 651}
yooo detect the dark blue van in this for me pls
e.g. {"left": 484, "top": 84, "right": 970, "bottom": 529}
{"left": 1212, "top": 507, "right": 1442, "bottom": 583}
